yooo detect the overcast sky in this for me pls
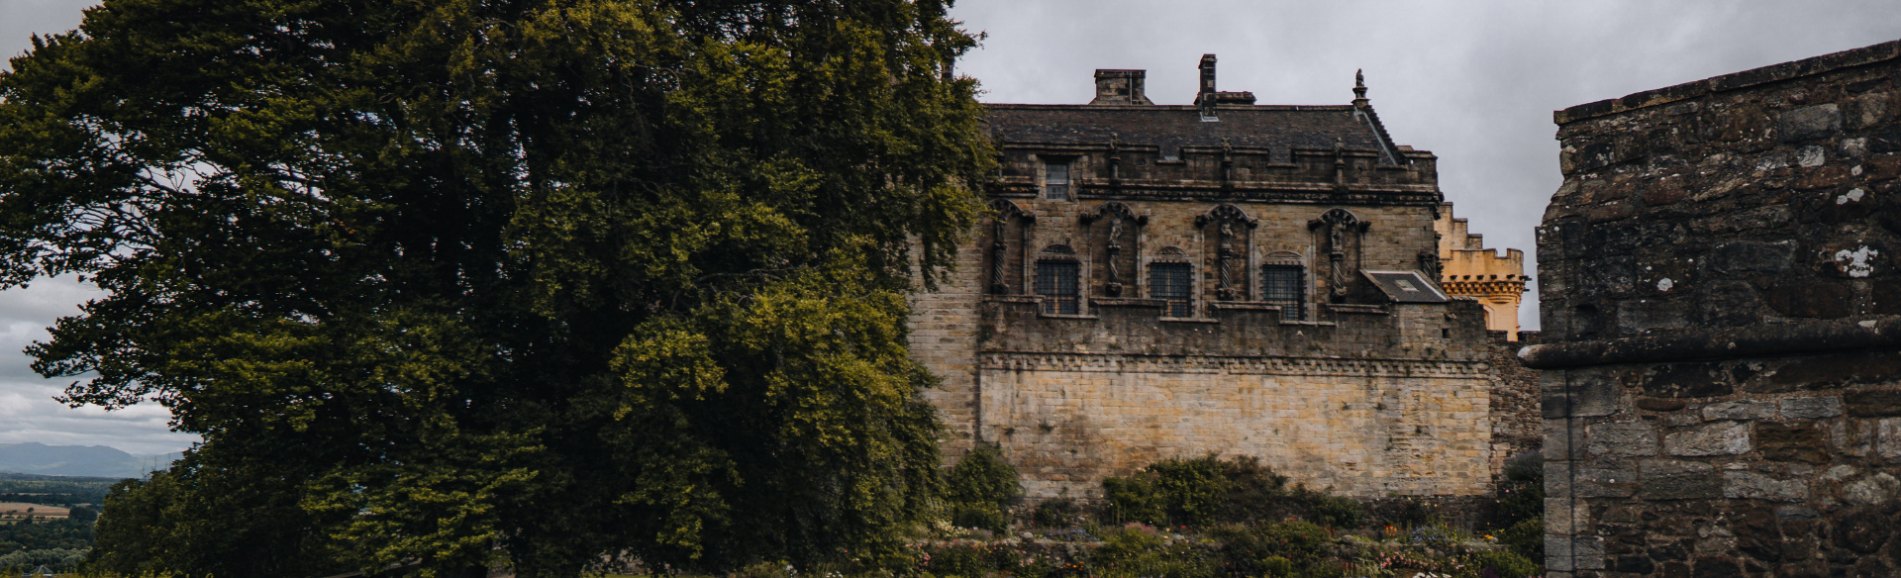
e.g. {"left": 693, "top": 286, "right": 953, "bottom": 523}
{"left": 2, "top": 1, "right": 1900, "bottom": 455}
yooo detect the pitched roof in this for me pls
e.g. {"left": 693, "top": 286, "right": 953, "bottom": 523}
{"left": 984, "top": 104, "right": 1400, "bottom": 163}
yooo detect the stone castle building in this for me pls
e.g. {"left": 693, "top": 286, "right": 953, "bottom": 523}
{"left": 910, "top": 55, "right": 1528, "bottom": 499}
{"left": 1436, "top": 203, "right": 1528, "bottom": 341}
{"left": 1532, "top": 38, "right": 1901, "bottom": 576}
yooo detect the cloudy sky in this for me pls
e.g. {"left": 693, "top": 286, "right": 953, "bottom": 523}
{"left": 2, "top": 1, "right": 1900, "bottom": 455}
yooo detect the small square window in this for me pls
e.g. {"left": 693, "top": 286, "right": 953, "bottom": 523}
{"left": 1044, "top": 162, "right": 1070, "bottom": 200}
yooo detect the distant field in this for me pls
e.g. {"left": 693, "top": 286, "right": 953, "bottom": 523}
{"left": 0, "top": 502, "right": 70, "bottom": 521}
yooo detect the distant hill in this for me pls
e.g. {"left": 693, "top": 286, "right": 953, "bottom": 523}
{"left": 0, "top": 443, "right": 180, "bottom": 479}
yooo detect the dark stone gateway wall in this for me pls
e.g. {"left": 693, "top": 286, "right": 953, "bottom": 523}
{"left": 1529, "top": 39, "right": 1901, "bottom": 577}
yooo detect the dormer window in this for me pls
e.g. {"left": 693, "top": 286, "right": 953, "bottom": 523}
{"left": 1044, "top": 161, "right": 1071, "bottom": 200}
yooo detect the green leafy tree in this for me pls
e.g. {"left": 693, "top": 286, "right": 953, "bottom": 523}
{"left": 0, "top": 0, "right": 991, "bottom": 576}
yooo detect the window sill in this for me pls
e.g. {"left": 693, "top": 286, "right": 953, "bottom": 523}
{"left": 1157, "top": 316, "right": 1220, "bottom": 324}
{"left": 1036, "top": 313, "right": 1099, "bottom": 320}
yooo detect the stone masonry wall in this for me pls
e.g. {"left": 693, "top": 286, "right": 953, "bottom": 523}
{"left": 1529, "top": 39, "right": 1901, "bottom": 577}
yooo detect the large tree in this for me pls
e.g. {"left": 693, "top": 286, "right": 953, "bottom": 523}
{"left": 0, "top": 0, "right": 990, "bottom": 575}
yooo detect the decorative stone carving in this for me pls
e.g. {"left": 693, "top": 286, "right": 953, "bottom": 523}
{"left": 1081, "top": 202, "right": 1144, "bottom": 297}
{"left": 1309, "top": 208, "right": 1369, "bottom": 302}
{"left": 1195, "top": 204, "right": 1258, "bottom": 300}
{"left": 988, "top": 199, "right": 1032, "bottom": 294}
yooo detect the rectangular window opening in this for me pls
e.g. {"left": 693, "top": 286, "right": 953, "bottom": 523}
{"left": 1035, "top": 260, "right": 1080, "bottom": 314}
{"left": 1262, "top": 265, "right": 1305, "bottom": 321}
{"left": 1149, "top": 263, "right": 1194, "bottom": 318}
{"left": 1044, "top": 161, "right": 1070, "bottom": 200}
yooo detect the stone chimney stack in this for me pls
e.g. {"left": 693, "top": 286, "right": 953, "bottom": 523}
{"left": 1197, "top": 54, "right": 1218, "bottom": 118}
{"left": 1089, "top": 69, "right": 1153, "bottom": 105}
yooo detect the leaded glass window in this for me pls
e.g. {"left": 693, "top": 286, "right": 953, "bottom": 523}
{"left": 1035, "top": 260, "right": 1080, "bottom": 314}
{"left": 1149, "top": 262, "right": 1193, "bottom": 318}
{"left": 1262, "top": 264, "right": 1305, "bottom": 320}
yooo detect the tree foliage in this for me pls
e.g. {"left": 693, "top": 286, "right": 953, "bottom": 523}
{"left": 0, "top": 0, "right": 991, "bottom": 575}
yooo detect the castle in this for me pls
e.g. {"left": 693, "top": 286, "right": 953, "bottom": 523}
{"left": 909, "top": 55, "right": 1528, "bottom": 498}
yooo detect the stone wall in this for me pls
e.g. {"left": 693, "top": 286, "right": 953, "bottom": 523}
{"left": 1530, "top": 39, "right": 1901, "bottom": 577}
{"left": 911, "top": 58, "right": 1529, "bottom": 502}
{"left": 1436, "top": 202, "right": 1529, "bottom": 341}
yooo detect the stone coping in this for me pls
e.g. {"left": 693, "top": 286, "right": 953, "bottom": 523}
{"left": 1519, "top": 315, "right": 1901, "bottom": 369}
{"left": 1554, "top": 38, "right": 1901, "bottom": 125}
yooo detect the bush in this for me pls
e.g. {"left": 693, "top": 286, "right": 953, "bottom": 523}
{"left": 1091, "top": 524, "right": 1217, "bottom": 578}
{"left": 1031, "top": 498, "right": 1082, "bottom": 528}
{"left": 944, "top": 445, "right": 1021, "bottom": 532}
{"left": 1367, "top": 496, "right": 1442, "bottom": 530}
{"left": 1212, "top": 520, "right": 1338, "bottom": 577}
{"left": 1101, "top": 455, "right": 1360, "bottom": 528}
{"left": 1492, "top": 451, "right": 1543, "bottom": 529}
{"left": 1467, "top": 547, "right": 1540, "bottom": 578}
{"left": 950, "top": 503, "right": 1009, "bottom": 535}
{"left": 1497, "top": 516, "right": 1543, "bottom": 563}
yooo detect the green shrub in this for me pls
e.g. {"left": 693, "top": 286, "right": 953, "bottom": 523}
{"left": 1497, "top": 516, "right": 1543, "bottom": 563}
{"left": 1031, "top": 498, "right": 1082, "bottom": 528}
{"left": 1102, "top": 455, "right": 1365, "bottom": 529}
{"left": 950, "top": 503, "right": 1009, "bottom": 534}
{"left": 1492, "top": 451, "right": 1544, "bottom": 529}
{"left": 1091, "top": 525, "right": 1217, "bottom": 578}
{"left": 1289, "top": 486, "right": 1366, "bottom": 528}
{"left": 923, "top": 541, "right": 1009, "bottom": 577}
{"left": 1367, "top": 496, "right": 1442, "bottom": 529}
{"left": 1212, "top": 520, "right": 1337, "bottom": 577}
{"left": 944, "top": 445, "right": 1021, "bottom": 532}
{"left": 1467, "top": 547, "right": 1540, "bottom": 578}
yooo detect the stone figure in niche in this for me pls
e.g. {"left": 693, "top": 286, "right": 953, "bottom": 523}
{"left": 991, "top": 217, "right": 1008, "bottom": 293}
{"left": 988, "top": 200, "right": 1029, "bottom": 294}
{"left": 1082, "top": 202, "right": 1143, "bottom": 297}
{"left": 1217, "top": 221, "right": 1237, "bottom": 298}
{"left": 1309, "top": 209, "right": 1369, "bottom": 302}
{"left": 1195, "top": 204, "right": 1257, "bottom": 301}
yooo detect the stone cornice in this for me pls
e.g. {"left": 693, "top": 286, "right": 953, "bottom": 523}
{"left": 979, "top": 352, "right": 1489, "bottom": 378}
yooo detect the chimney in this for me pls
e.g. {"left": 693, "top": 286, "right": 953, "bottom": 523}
{"left": 1197, "top": 54, "right": 1218, "bottom": 118}
{"left": 1090, "top": 69, "right": 1153, "bottom": 105}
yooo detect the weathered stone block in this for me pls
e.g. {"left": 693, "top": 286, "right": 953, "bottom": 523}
{"left": 1644, "top": 363, "right": 1735, "bottom": 399}
{"left": 1759, "top": 279, "right": 1854, "bottom": 318}
{"left": 1642, "top": 459, "right": 1720, "bottom": 500}
{"left": 1722, "top": 470, "right": 1810, "bottom": 501}
{"left": 1665, "top": 421, "right": 1752, "bottom": 456}
{"left": 1636, "top": 397, "right": 1688, "bottom": 412}
{"left": 1878, "top": 418, "right": 1901, "bottom": 460}
{"left": 1845, "top": 389, "right": 1901, "bottom": 417}
{"left": 1779, "top": 104, "right": 1842, "bottom": 142}
{"left": 1709, "top": 240, "right": 1796, "bottom": 275}
{"left": 1755, "top": 422, "right": 1829, "bottom": 463}
{"left": 1588, "top": 421, "right": 1659, "bottom": 456}
{"left": 1577, "top": 465, "right": 1641, "bottom": 498}
{"left": 1549, "top": 373, "right": 1621, "bottom": 418}
{"left": 1701, "top": 400, "right": 1775, "bottom": 421}
{"left": 1779, "top": 396, "right": 1843, "bottom": 420}
{"left": 1841, "top": 472, "right": 1900, "bottom": 506}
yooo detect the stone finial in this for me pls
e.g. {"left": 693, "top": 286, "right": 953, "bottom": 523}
{"left": 1352, "top": 69, "right": 1369, "bottom": 105}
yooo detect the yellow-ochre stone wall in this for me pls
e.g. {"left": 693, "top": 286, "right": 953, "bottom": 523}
{"left": 980, "top": 356, "right": 1493, "bottom": 498}
{"left": 1435, "top": 202, "right": 1528, "bottom": 340}
{"left": 908, "top": 198, "right": 1505, "bottom": 499}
